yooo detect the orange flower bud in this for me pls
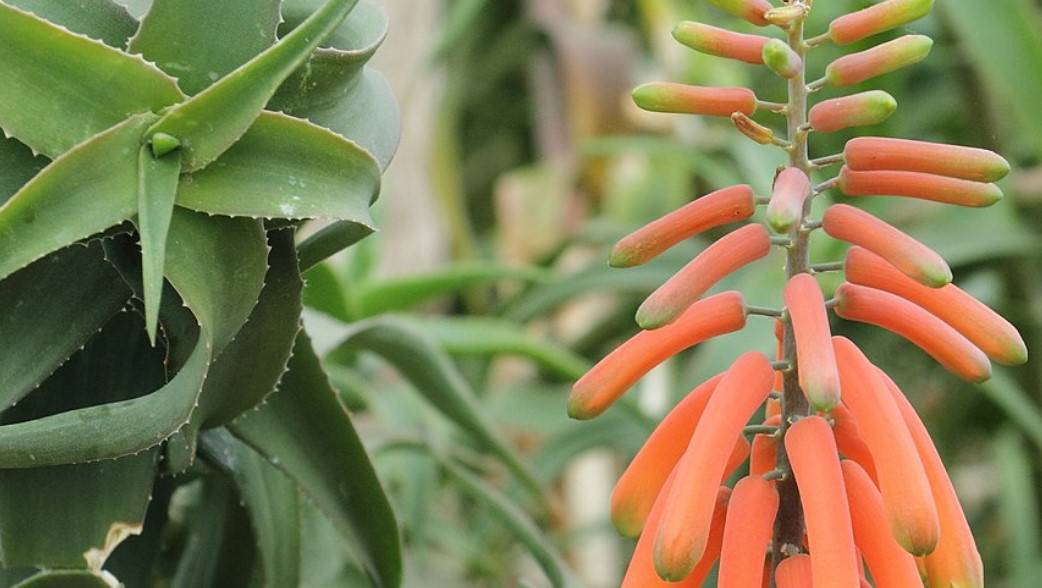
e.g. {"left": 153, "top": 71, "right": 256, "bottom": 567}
{"left": 774, "top": 554, "right": 812, "bottom": 588}
{"left": 838, "top": 166, "right": 1003, "bottom": 208}
{"left": 833, "top": 337, "right": 940, "bottom": 555}
{"left": 637, "top": 224, "right": 770, "bottom": 329}
{"left": 809, "top": 90, "right": 897, "bottom": 133}
{"left": 841, "top": 460, "right": 924, "bottom": 587}
{"left": 822, "top": 203, "right": 951, "bottom": 288}
{"left": 767, "top": 167, "right": 811, "bottom": 234}
{"left": 622, "top": 479, "right": 731, "bottom": 587}
{"left": 569, "top": 292, "right": 748, "bottom": 419}
{"left": 844, "top": 136, "right": 1011, "bottom": 183}
{"left": 719, "top": 476, "right": 779, "bottom": 588}
{"left": 673, "top": 21, "right": 769, "bottom": 64}
{"left": 750, "top": 415, "right": 781, "bottom": 476}
{"left": 654, "top": 352, "right": 774, "bottom": 580}
{"left": 707, "top": 0, "right": 773, "bottom": 27}
{"left": 731, "top": 112, "right": 776, "bottom": 145}
{"left": 785, "top": 416, "right": 861, "bottom": 587}
{"left": 763, "top": 39, "right": 803, "bottom": 79}
{"left": 829, "top": 0, "right": 934, "bottom": 45}
{"left": 831, "top": 404, "right": 878, "bottom": 483}
{"left": 834, "top": 283, "right": 992, "bottom": 383}
{"left": 784, "top": 274, "right": 841, "bottom": 411}
{"left": 633, "top": 82, "right": 757, "bottom": 117}
{"left": 826, "top": 35, "right": 933, "bottom": 87}
{"left": 845, "top": 246, "right": 1027, "bottom": 365}
{"left": 880, "top": 372, "right": 984, "bottom": 588}
{"left": 610, "top": 185, "right": 756, "bottom": 267}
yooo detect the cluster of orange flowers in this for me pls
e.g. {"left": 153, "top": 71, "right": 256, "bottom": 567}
{"left": 568, "top": 0, "right": 1027, "bottom": 586}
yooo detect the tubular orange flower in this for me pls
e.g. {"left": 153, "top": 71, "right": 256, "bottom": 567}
{"left": 822, "top": 203, "right": 951, "bottom": 288}
{"left": 841, "top": 460, "right": 924, "bottom": 587}
{"left": 809, "top": 90, "right": 896, "bottom": 133}
{"left": 784, "top": 273, "right": 841, "bottom": 410}
{"left": 881, "top": 372, "right": 984, "bottom": 588}
{"left": 707, "top": 0, "right": 773, "bottom": 26}
{"left": 833, "top": 337, "right": 940, "bottom": 555}
{"left": 844, "top": 136, "right": 1011, "bottom": 183}
{"left": 633, "top": 82, "right": 757, "bottom": 117}
{"left": 766, "top": 167, "right": 811, "bottom": 234}
{"left": 622, "top": 480, "right": 731, "bottom": 588}
{"left": 825, "top": 35, "right": 933, "bottom": 87}
{"left": 637, "top": 224, "right": 770, "bottom": 329}
{"left": 569, "top": 291, "right": 748, "bottom": 419}
{"left": 750, "top": 415, "right": 781, "bottom": 476}
{"left": 719, "top": 476, "right": 779, "bottom": 588}
{"left": 774, "top": 554, "right": 812, "bottom": 588}
{"left": 829, "top": 0, "right": 934, "bottom": 45}
{"left": 845, "top": 246, "right": 1027, "bottom": 365}
{"left": 834, "top": 283, "right": 992, "bottom": 382}
{"left": 785, "top": 416, "right": 860, "bottom": 588}
{"left": 610, "top": 184, "right": 756, "bottom": 268}
{"left": 838, "top": 166, "right": 1003, "bottom": 208}
{"left": 673, "top": 21, "right": 769, "bottom": 64}
{"left": 654, "top": 352, "right": 774, "bottom": 580}
{"left": 831, "top": 404, "right": 878, "bottom": 483}
{"left": 763, "top": 39, "right": 802, "bottom": 79}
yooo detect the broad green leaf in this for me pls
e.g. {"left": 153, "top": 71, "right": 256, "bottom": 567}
{"left": 302, "top": 262, "right": 356, "bottom": 322}
{"left": 176, "top": 111, "right": 379, "bottom": 222}
{"left": 0, "top": 4, "right": 182, "bottom": 157}
{"left": 145, "top": 0, "right": 358, "bottom": 170}
{"left": 328, "top": 318, "right": 545, "bottom": 500}
{"left": 0, "top": 243, "right": 130, "bottom": 409}
{"left": 137, "top": 145, "right": 182, "bottom": 344}
{"left": 297, "top": 220, "right": 374, "bottom": 272}
{"left": 5, "top": 0, "right": 138, "bottom": 48}
{"left": 200, "top": 429, "right": 301, "bottom": 588}
{"left": 0, "top": 113, "right": 155, "bottom": 282}
{"left": 0, "top": 136, "right": 46, "bottom": 205}
{"left": 229, "top": 332, "right": 401, "bottom": 588}
{"left": 979, "top": 369, "right": 1042, "bottom": 453}
{"left": 129, "top": 0, "right": 281, "bottom": 95}
{"left": 13, "top": 570, "right": 117, "bottom": 588}
{"left": 994, "top": 429, "right": 1042, "bottom": 585}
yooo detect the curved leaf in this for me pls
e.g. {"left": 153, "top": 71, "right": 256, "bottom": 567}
{"left": 0, "top": 136, "right": 46, "bottom": 205}
{"left": 297, "top": 220, "right": 374, "bottom": 272}
{"left": 137, "top": 145, "right": 182, "bottom": 343}
{"left": 13, "top": 570, "right": 117, "bottom": 588}
{"left": 4, "top": 0, "right": 138, "bottom": 48}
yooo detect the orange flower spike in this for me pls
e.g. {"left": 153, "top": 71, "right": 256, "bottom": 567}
{"left": 633, "top": 82, "right": 757, "bottom": 117}
{"left": 774, "top": 554, "right": 812, "bottom": 588}
{"left": 845, "top": 136, "right": 1011, "bottom": 183}
{"left": 750, "top": 415, "right": 781, "bottom": 476}
{"left": 766, "top": 167, "right": 811, "bottom": 234}
{"left": 822, "top": 203, "right": 951, "bottom": 288}
{"left": 829, "top": 0, "right": 934, "bottom": 45}
{"left": 719, "top": 476, "right": 779, "bottom": 588}
{"left": 673, "top": 21, "right": 769, "bottom": 64}
{"left": 826, "top": 35, "right": 933, "bottom": 87}
{"left": 653, "top": 352, "right": 775, "bottom": 580}
{"left": 881, "top": 372, "right": 984, "bottom": 588}
{"left": 833, "top": 337, "right": 940, "bottom": 555}
{"left": 838, "top": 166, "right": 1003, "bottom": 208}
{"left": 846, "top": 246, "right": 1027, "bottom": 365}
{"left": 637, "top": 224, "right": 770, "bottom": 329}
{"left": 809, "top": 90, "right": 897, "bottom": 134}
{"left": 622, "top": 481, "right": 732, "bottom": 588}
{"left": 830, "top": 404, "right": 878, "bottom": 483}
{"left": 610, "top": 185, "right": 756, "bottom": 268}
{"left": 707, "top": 0, "right": 773, "bottom": 26}
{"left": 784, "top": 273, "right": 842, "bottom": 411}
{"left": 611, "top": 374, "right": 722, "bottom": 537}
{"left": 841, "top": 460, "right": 924, "bottom": 588}
{"left": 569, "top": 291, "right": 747, "bottom": 419}
{"left": 834, "top": 283, "right": 992, "bottom": 383}
{"left": 785, "top": 416, "right": 861, "bottom": 588}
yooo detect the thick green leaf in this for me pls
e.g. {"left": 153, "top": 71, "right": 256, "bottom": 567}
{"left": 176, "top": 111, "right": 379, "bottom": 222}
{"left": 0, "top": 242, "right": 130, "bottom": 410}
{"left": 129, "top": 0, "right": 281, "bottom": 95}
{"left": 137, "top": 145, "right": 182, "bottom": 344}
{"left": 302, "top": 262, "right": 356, "bottom": 322}
{"left": 297, "top": 220, "right": 374, "bottom": 272}
{"left": 0, "top": 3, "right": 182, "bottom": 157}
{"left": 5, "top": 0, "right": 137, "bottom": 48}
{"left": 13, "top": 570, "right": 117, "bottom": 588}
{"left": 228, "top": 331, "right": 401, "bottom": 588}
{"left": 145, "top": 0, "right": 357, "bottom": 170}
{"left": 0, "top": 136, "right": 46, "bottom": 205}
{"left": 0, "top": 113, "right": 155, "bottom": 282}
{"left": 994, "top": 429, "right": 1042, "bottom": 585}
{"left": 170, "top": 478, "right": 239, "bottom": 588}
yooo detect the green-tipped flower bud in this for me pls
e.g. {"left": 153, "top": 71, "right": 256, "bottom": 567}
{"left": 762, "top": 39, "right": 802, "bottom": 79}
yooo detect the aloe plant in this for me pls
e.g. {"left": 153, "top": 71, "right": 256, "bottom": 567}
{"left": 0, "top": 0, "right": 402, "bottom": 585}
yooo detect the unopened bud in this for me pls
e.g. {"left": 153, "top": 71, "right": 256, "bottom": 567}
{"left": 673, "top": 21, "right": 769, "bottom": 65}
{"left": 809, "top": 90, "right": 897, "bottom": 133}
{"left": 827, "top": 35, "right": 933, "bottom": 87}
{"left": 763, "top": 39, "right": 802, "bottom": 79}
{"left": 708, "top": 0, "right": 774, "bottom": 27}
{"left": 632, "top": 82, "right": 757, "bottom": 117}
{"left": 829, "top": 0, "right": 934, "bottom": 45}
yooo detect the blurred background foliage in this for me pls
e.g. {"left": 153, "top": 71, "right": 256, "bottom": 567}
{"left": 305, "top": 0, "right": 1042, "bottom": 585}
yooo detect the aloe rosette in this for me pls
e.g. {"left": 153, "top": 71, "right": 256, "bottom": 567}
{"left": 570, "top": 0, "right": 1023, "bottom": 585}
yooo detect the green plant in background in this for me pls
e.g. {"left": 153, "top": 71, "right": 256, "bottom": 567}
{"left": 0, "top": 0, "right": 401, "bottom": 585}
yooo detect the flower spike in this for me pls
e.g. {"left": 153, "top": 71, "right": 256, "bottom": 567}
{"left": 718, "top": 475, "right": 779, "bottom": 588}
{"left": 766, "top": 167, "right": 811, "bottom": 234}
{"left": 633, "top": 82, "right": 757, "bottom": 117}
{"left": 844, "top": 136, "right": 1011, "bottom": 182}
{"left": 809, "top": 90, "right": 897, "bottom": 133}
{"left": 672, "top": 21, "right": 769, "bottom": 64}
{"left": 784, "top": 274, "right": 841, "bottom": 411}
{"left": 829, "top": 0, "right": 935, "bottom": 45}
{"left": 838, "top": 166, "right": 1003, "bottom": 207}
{"left": 826, "top": 35, "right": 933, "bottom": 87}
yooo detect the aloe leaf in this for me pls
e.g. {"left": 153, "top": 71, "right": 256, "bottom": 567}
{"left": 0, "top": 4, "right": 182, "bottom": 158}
{"left": 13, "top": 570, "right": 118, "bottom": 588}
{"left": 0, "top": 243, "right": 130, "bottom": 409}
{"left": 137, "top": 145, "right": 182, "bottom": 344}
{"left": 145, "top": 0, "right": 358, "bottom": 171}
{"left": 302, "top": 262, "right": 356, "bottom": 322}
{"left": 0, "top": 136, "right": 46, "bottom": 205}
{"left": 328, "top": 318, "right": 545, "bottom": 500}
{"left": 994, "top": 429, "right": 1042, "bottom": 585}
{"left": 170, "top": 477, "right": 237, "bottom": 588}
{"left": 297, "top": 220, "right": 374, "bottom": 272}
{"left": 200, "top": 429, "right": 301, "bottom": 588}
{"left": 176, "top": 111, "right": 379, "bottom": 222}
{"left": 4, "top": 0, "right": 138, "bottom": 48}
{"left": 128, "top": 0, "right": 281, "bottom": 95}
{"left": 0, "top": 113, "right": 155, "bottom": 282}
{"left": 228, "top": 331, "right": 401, "bottom": 588}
